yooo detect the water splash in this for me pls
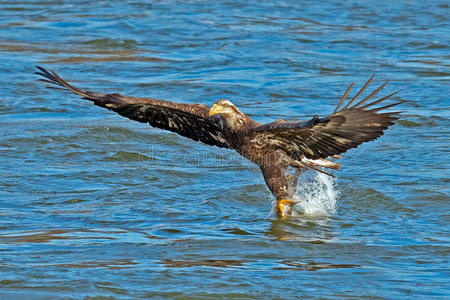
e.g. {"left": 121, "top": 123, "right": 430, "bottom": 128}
{"left": 291, "top": 172, "right": 339, "bottom": 217}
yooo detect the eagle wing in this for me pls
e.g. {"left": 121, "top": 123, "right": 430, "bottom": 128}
{"left": 247, "top": 76, "right": 401, "bottom": 160}
{"left": 35, "top": 66, "right": 231, "bottom": 148}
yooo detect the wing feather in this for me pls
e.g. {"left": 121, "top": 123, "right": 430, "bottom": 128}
{"left": 248, "top": 77, "right": 401, "bottom": 160}
{"left": 35, "top": 66, "right": 231, "bottom": 148}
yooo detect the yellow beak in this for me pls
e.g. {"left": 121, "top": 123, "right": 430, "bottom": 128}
{"left": 209, "top": 104, "right": 222, "bottom": 116}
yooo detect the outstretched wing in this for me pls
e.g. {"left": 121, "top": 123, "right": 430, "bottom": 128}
{"left": 247, "top": 76, "right": 401, "bottom": 160}
{"left": 35, "top": 66, "right": 231, "bottom": 148}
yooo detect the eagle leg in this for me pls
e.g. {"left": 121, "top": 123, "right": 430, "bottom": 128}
{"left": 260, "top": 164, "right": 297, "bottom": 218}
{"left": 277, "top": 168, "right": 304, "bottom": 217}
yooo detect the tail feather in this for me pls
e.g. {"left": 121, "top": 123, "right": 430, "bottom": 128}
{"left": 301, "top": 157, "right": 341, "bottom": 170}
{"left": 293, "top": 157, "right": 340, "bottom": 178}
{"left": 306, "top": 164, "right": 336, "bottom": 178}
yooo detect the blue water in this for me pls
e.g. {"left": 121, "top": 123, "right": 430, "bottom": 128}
{"left": 0, "top": 1, "right": 449, "bottom": 299}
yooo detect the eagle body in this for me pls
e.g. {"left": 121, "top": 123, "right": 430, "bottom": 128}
{"left": 36, "top": 67, "right": 400, "bottom": 217}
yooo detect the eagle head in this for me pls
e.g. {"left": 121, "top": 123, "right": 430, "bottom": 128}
{"left": 209, "top": 99, "right": 248, "bottom": 130}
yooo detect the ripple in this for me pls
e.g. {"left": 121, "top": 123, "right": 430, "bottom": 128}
{"left": 43, "top": 55, "right": 169, "bottom": 64}
{"left": 274, "top": 260, "right": 360, "bottom": 271}
{"left": 49, "top": 259, "right": 137, "bottom": 270}
{"left": 162, "top": 259, "right": 246, "bottom": 268}
{"left": 103, "top": 150, "right": 154, "bottom": 162}
{"left": 82, "top": 38, "right": 138, "bottom": 49}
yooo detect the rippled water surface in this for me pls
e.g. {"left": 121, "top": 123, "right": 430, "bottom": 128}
{"left": 1, "top": 1, "right": 449, "bottom": 299}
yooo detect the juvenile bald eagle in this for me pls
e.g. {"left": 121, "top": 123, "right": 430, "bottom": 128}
{"left": 35, "top": 66, "right": 400, "bottom": 217}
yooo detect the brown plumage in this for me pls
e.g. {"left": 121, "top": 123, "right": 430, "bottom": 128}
{"left": 35, "top": 66, "right": 401, "bottom": 217}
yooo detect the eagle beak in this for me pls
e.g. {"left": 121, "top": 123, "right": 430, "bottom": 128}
{"left": 276, "top": 199, "right": 294, "bottom": 218}
{"left": 209, "top": 104, "right": 221, "bottom": 116}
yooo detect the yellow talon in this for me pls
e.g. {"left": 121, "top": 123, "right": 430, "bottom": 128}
{"left": 276, "top": 199, "right": 294, "bottom": 218}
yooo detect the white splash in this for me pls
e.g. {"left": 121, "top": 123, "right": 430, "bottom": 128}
{"left": 291, "top": 172, "right": 339, "bottom": 217}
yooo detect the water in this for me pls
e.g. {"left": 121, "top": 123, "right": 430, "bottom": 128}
{"left": 0, "top": 0, "right": 449, "bottom": 298}
{"left": 293, "top": 173, "right": 339, "bottom": 216}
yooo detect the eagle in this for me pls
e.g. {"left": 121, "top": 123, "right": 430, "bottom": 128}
{"left": 35, "top": 66, "right": 400, "bottom": 217}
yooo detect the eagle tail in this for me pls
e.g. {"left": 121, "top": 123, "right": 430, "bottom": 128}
{"left": 301, "top": 157, "right": 341, "bottom": 170}
{"left": 293, "top": 158, "right": 340, "bottom": 178}
{"left": 306, "top": 164, "right": 336, "bottom": 178}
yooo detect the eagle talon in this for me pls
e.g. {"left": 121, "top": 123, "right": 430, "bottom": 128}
{"left": 276, "top": 199, "right": 294, "bottom": 218}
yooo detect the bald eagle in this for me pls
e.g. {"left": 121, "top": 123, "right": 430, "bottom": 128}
{"left": 35, "top": 66, "right": 400, "bottom": 217}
